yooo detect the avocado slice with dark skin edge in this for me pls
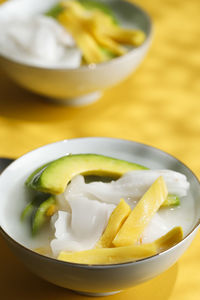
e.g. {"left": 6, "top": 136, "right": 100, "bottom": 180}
{"left": 21, "top": 192, "right": 52, "bottom": 221}
{"left": 26, "top": 154, "right": 148, "bottom": 194}
{"left": 26, "top": 162, "right": 50, "bottom": 188}
{"left": 25, "top": 153, "right": 181, "bottom": 209}
{"left": 21, "top": 201, "right": 35, "bottom": 221}
{"left": 32, "top": 196, "right": 56, "bottom": 236}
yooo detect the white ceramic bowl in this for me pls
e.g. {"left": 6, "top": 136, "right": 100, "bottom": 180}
{"left": 0, "top": 0, "right": 152, "bottom": 106}
{"left": 0, "top": 137, "right": 199, "bottom": 296}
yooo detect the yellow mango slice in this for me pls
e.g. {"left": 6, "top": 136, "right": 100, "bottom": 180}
{"left": 61, "top": 0, "right": 87, "bottom": 15}
{"left": 105, "top": 28, "right": 146, "bottom": 47}
{"left": 113, "top": 176, "right": 168, "bottom": 247}
{"left": 88, "top": 11, "right": 145, "bottom": 47}
{"left": 91, "top": 31, "right": 127, "bottom": 56}
{"left": 97, "top": 199, "right": 131, "bottom": 248}
{"left": 58, "top": 11, "right": 107, "bottom": 63}
{"left": 58, "top": 243, "right": 157, "bottom": 265}
{"left": 81, "top": 11, "right": 127, "bottom": 55}
{"left": 57, "top": 226, "right": 182, "bottom": 265}
{"left": 59, "top": 0, "right": 145, "bottom": 63}
{"left": 154, "top": 226, "right": 183, "bottom": 252}
{"left": 34, "top": 246, "right": 52, "bottom": 256}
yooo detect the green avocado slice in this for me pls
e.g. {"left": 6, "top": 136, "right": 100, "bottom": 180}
{"left": 20, "top": 192, "right": 49, "bottom": 221}
{"left": 162, "top": 194, "right": 180, "bottom": 207}
{"left": 32, "top": 196, "right": 56, "bottom": 235}
{"left": 45, "top": 3, "right": 64, "bottom": 19}
{"left": 26, "top": 154, "right": 147, "bottom": 194}
{"left": 25, "top": 153, "right": 181, "bottom": 208}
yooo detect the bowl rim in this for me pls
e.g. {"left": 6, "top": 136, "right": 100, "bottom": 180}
{"left": 0, "top": 137, "right": 199, "bottom": 269}
{"left": 0, "top": 0, "right": 153, "bottom": 71}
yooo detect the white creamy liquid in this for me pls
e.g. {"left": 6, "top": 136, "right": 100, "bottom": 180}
{"left": 0, "top": 0, "right": 82, "bottom": 67}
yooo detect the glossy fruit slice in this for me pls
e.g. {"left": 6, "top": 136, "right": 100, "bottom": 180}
{"left": 57, "top": 226, "right": 183, "bottom": 265}
{"left": 26, "top": 154, "right": 147, "bottom": 194}
{"left": 32, "top": 196, "right": 56, "bottom": 235}
{"left": 155, "top": 226, "right": 183, "bottom": 251}
{"left": 113, "top": 176, "right": 168, "bottom": 247}
{"left": 97, "top": 198, "right": 131, "bottom": 248}
{"left": 58, "top": 243, "right": 157, "bottom": 264}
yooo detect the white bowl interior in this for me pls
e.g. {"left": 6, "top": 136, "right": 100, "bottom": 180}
{"left": 0, "top": 138, "right": 199, "bottom": 252}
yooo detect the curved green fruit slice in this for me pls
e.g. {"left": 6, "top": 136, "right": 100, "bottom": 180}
{"left": 32, "top": 196, "right": 56, "bottom": 235}
{"left": 45, "top": 3, "right": 64, "bottom": 19}
{"left": 26, "top": 154, "right": 147, "bottom": 194}
{"left": 162, "top": 194, "right": 180, "bottom": 207}
{"left": 21, "top": 201, "right": 35, "bottom": 221}
{"left": 21, "top": 192, "right": 49, "bottom": 221}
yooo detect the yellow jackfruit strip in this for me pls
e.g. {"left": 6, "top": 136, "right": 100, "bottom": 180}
{"left": 61, "top": 0, "right": 88, "bottom": 15}
{"left": 97, "top": 199, "right": 131, "bottom": 248}
{"left": 113, "top": 176, "right": 168, "bottom": 247}
{"left": 35, "top": 246, "right": 52, "bottom": 256}
{"left": 57, "top": 226, "right": 182, "bottom": 265}
{"left": 80, "top": 11, "right": 126, "bottom": 55}
{"left": 58, "top": 11, "right": 106, "bottom": 63}
{"left": 154, "top": 226, "right": 183, "bottom": 251}
{"left": 58, "top": 243, "right": 157, "bottom": 264}
{"left": 59, "top": 0, "right": 146, "bottom": 64}
{"left": 91, "top": 30, "right": 127, "bottom": 56}
{"left": 60, "top": 2, "right": 122, "bottom": 60}
{"left": 106, "top": 28, "right": 146, "bottom": 47}
{"left": 84, "top": 10, "right": 146, "bottom": 47}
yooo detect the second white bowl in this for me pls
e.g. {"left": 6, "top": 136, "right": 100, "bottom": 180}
{"left": 0, "top": 0, "right": 152, "bottom": 106}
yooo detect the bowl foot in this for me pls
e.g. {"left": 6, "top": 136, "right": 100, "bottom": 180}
{"left": 75, "top": 290, "right": 121, "bottom": 297}
{"left": 47, "top": 91, "right": 102, "bottom": 106}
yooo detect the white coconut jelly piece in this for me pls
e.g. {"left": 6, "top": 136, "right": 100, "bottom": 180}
{"left": 51, "top": 199, "right": 115, "bottom": 256}
{"left": 0, "top": 0, "right": 82, "bottom": 67}
{"left": 0, "top": 0, "right": 60, "bottom": 21}
{"left": 65, "top": 170, "right": 189, "bottom": 207}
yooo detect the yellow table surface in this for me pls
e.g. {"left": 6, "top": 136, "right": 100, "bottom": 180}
{"left": 0, "top": 0, "right": 200, "bottom": 299}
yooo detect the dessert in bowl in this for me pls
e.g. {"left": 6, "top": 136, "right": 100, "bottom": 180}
{"left": 0, "top": 137, "right": 199, "bottom": 296}
{"left": 0, "top": 0, "right": 152, "bottom": 105}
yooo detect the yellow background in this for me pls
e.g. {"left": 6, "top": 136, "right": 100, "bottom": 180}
{"left": 0, "top": 0, "right": 200, "bottom": 299}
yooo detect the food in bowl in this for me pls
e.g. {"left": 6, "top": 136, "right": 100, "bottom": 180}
{"left": 21, "top": 153, "right": 191, "bottom": 264}
{"left": 0, "top": 138, "right": 199, "bottom": 295}
{"left": 0, "top": 2, "right": 152, "bottom": 104}
{"left": 0, "top": 0, "right": 146, "bottom": 67}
